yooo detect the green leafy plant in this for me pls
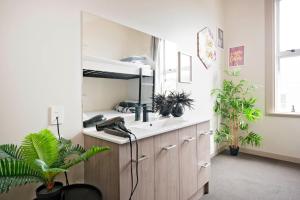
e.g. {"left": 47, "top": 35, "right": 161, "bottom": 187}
{"left": 0, "top": 129, "right": 109, "bottom": 193}
{"left": 153, "top": 91, "right": 194, "bottom": 117}
{"left": 211, "top": 70, "right": 262, "bottom": 149}
{"left": 168, "top": 91, "right": 194, "bottom": 110}
{"left": 153, "top": 92, "right": 173, "bottom": 113}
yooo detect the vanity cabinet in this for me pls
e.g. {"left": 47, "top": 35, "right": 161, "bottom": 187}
{"left": 84, "top": 120, "right": 210, "bottom": 200}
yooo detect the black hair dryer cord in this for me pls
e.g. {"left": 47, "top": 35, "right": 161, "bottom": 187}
{"left": 127, "top": 131, "right": 139, "bottom": 200}
{"left": 56, "top": 117, "right": 69, "bottom": 186}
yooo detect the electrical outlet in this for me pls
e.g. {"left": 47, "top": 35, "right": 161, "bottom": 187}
{"left": 50, "top": 106, "right": 64, "bottom": 125}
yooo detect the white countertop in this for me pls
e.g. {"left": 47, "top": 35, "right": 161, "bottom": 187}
{"left": 82, "top": 114, "right": 210, "bottom": 144}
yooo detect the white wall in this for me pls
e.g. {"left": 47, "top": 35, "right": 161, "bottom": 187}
{"left": 0, "top": 0, "right": 224, "bottom": 199}
{"left": 224, "top": 0, "right": 300, "bottom": 159}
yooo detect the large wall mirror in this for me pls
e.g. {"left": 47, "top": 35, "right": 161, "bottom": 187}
{"left": 81, "top": 12, "right": 178, "bottom": 122}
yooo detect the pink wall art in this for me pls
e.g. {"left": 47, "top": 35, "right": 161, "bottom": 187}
{"left": 229, "top": 46, "right": 244, "bottom": 67}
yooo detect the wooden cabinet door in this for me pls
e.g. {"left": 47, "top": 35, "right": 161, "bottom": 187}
{"left": 196, "top": 122, "right": 211, "bottom": 189}
{"left": 119, "top": 137, "right": 155, "bottom": 200}
{"left": 154, "top": 130, "right": 180, "bottom": 200}
{"left": 178, "top": 125, "right": 198, "bottom": 200}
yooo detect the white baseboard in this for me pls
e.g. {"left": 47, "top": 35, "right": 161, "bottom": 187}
{"left": 210, "top": 145, "right": 226, "bottom": 158}
{"left": 211, "top": 145, "right": 300, "bottom": 164}
{"left": 240, "top": 148, "right": 300, "bottom": 164}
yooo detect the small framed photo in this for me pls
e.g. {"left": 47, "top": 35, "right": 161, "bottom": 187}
{"left": 229, "top": 46, "right": 245, "bottom": 67}
{"left": 178, "top": 52, "right": 192, "bottom": 83}
{"left": 217, "top": 28, "right": 224, "bottom": 49}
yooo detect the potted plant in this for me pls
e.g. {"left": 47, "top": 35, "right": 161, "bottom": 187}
{"left": 153, "top": 92, "right": 173, "bottom": 117}
{"left": 0, "top": 129, "right": 109, "bottom": 199}
{"left": 212, "top": 70, "right": 262, "bottom": 156}
{"left": 169, "top": 91, "right": 194, "bottom": 117}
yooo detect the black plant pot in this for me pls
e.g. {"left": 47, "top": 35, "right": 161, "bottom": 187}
{"left": 229, "top": 145, "right": 240, "bottom": 156}
{"left": 35, "top": 182, "right": 63, "bottom": 200}
{"left": 159, "top": 104, "right": 172, "bottom": 117}
{"left": 60, "top": 184, "right": 102, "bottom": 200}
{"left": 171, "top": 103, "right": 184, "bottom": 117}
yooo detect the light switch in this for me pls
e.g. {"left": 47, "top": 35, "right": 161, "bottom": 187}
{"left": 50, "top": 106, "right": 64, "bottom": 125}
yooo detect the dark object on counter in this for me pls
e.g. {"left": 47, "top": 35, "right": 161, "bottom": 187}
{"left": 171, "top": 103, "right": 184, "bottom": 117}
{"left": 96, "top": 117, "right": 132, "bottom": 138}
{"left": 154, "top": 91, "right": 194, "bottom": 117}
{"left": 169, "top": 91, "right": 194, "bottom": 118}
{"left": 142, "top": 104, "right": 150, "bottom": 122}
{"left": 104, "top": 128, "right": 131, "bottom": 138}
{"left": 135, "top": 105, "right": 142, "bottom": 121}
{"left": 96, "top": 117, "right": 125, "bottom": 131}
{"left": 159, "top": 104, "right": 172, "bottom": 117}
{"left": 153, "top": 93, "right": 173, "bottom": 117}
{"left": 61, "top": 184, "right": 102, "bottom": 200}
{"left": 83, "top": 114, "right": 105, "bottom": 128}
{"left": 35, "top": 182, "right": 63, "bottom": 200}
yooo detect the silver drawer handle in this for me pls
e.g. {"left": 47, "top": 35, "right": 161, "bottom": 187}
{"left": 198, "top": 162, "right": 210, "bottom": 168}
{"left": 184, "top": 137, "right": 196, "bottom": 143}
{"left": 162, "top": 144, "right": 177, "bottom": 151}
{"left": 199, "top": 131, "right": 209, "bottom": 136}
{"left": 199, "top": 130, "right": 213, "bottom": 136}
{"left": 132, "top": 155, "right": 149, "bottom": 163}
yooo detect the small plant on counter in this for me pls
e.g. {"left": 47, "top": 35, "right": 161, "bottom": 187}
{"left": 154, "top": 91, "right": 194, "bottom": 117}
{"left": 153, "top": 92, "right": 173, "bottom": 117}
{"left": 211, "top": 70, "right": 262, "bottom": 156}
{"left": 0, "top": 129, "right": 109, "bottom": 199}
{"left": 168, "top": 91, "right": 194, "bottom": 117}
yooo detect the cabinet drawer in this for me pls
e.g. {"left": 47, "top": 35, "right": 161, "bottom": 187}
{"left": 196, "top": 122, "right": 210, "bottom": 189}
{"left": 196, "top": 121, "right": 210, "bottom": 135}
{"left": 178, "top": 126, "right": 198, "bottom": 200}
{"left": 197, "top": 131, "right": 210, "bottom": 162}
{"left": 154, "top": 130, "right": 180, "bottom": 200}
{"left": 198, "top": 162, "right": 210, "bottom": 188}
{"left": 119, "top": 137, "right": 155, "bottom": 200}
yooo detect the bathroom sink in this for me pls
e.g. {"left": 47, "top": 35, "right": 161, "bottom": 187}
{"left": 130, "top": 117, "right": 187, "bottom": 132}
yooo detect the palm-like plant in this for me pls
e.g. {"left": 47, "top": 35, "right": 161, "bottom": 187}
{"left": 211, "top": 70, "right": 262, "bottom": 151}
{"left": 168, "top": 91, "right": 194, "bottom": 110}
{"left": 153, "top": 92, "right": 174, "bottom": 116}
{"left": 153, "top": 93, "right": 171, "bottom": 112}
{"left": 0, "top": 129, "right": 109, "bottom": 193}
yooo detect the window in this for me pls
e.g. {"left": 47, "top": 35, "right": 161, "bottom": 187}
{"left": 157, "top": 40, "right": 178, "bottom": 93}
{"left": 275, "top": 0, "right": 300, "bottom": 113}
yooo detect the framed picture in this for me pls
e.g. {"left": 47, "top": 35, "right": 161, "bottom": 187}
{"left": 229, "top": 46, "right": 245, "bottom": 67}
{"left": 178, "top": 52, "right": 192, "bottom": 83}
{"left": 217, "top": 28, "right": 224, "bottom": 49}
{"left": 197, "top": 27, "right": 216, "bottom": 69}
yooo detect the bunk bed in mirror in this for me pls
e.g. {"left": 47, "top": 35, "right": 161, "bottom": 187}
{"left": 82, "top": 56, "right": 155, "bottom": 112}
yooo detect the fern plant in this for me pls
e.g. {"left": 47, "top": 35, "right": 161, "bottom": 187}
{"left": 211, "top": 70, "right": 262, "bottom": 150}
{"left": 0, "top": 129, "right": 109, "bottom": 193}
